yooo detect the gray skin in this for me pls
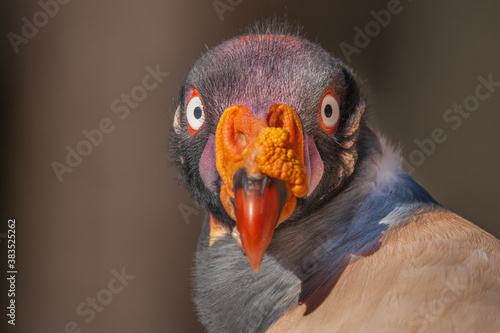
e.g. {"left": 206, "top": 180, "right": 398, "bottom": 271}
{"left": 171, "top": 23, "right": 436, "bottom": 333}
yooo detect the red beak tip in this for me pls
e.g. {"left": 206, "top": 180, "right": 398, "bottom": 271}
{"left": 247, "top": 253, "right": 263, "bottom": 273}
{"left": 233, "top": 171, "right": 284, "bottom": 273}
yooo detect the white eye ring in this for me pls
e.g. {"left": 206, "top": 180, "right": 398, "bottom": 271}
{"left": 320, "top": 93, "right": 340, "bottom": 131}
{"left": 186, "top": 95, "right": 205, "bottom": 132}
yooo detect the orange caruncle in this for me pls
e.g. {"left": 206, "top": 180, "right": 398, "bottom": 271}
{"left": 256, "top": 127, "right": 308, "bottom": 197}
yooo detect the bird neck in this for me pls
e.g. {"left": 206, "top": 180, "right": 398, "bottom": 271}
{"left": 194, "top": 131, "right": 438, "bottom": 332}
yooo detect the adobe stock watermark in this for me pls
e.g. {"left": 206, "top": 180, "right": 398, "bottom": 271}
{"left": 339, "top": 0, "right": 411, "bottom": 64}
{"left": 408, "top": 268, "right": 471, "bottom": 332}
{"left": 178, "top": 201, "right": 202, "bottom": 225}
{"left": 51, "top": 64, "right": 169, "bottom": 182}
{"left": 7, "top": 0, "right": 72, "bottom": 54}
{"left": 49, "top": 267, "right": 135, "bottom": 333}
{"left": 213, "top": 0, "right": 243, "bottom": 22}
{"left": 402, "top": 74, "right": 499, "bottom": 174}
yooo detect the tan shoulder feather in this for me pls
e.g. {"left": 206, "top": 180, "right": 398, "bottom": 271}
{"left": 268, "top": 210, "right": 500, "bottom": 333}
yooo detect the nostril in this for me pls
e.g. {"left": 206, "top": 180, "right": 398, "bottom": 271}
{"left": 267, "top": 104, "right": 301, "bottom": 145}
{"left": 236, "top": 130, "right": 246, "bottom": 149}
{"left": 267, "top": 109, "right": 283, "bottom": 128}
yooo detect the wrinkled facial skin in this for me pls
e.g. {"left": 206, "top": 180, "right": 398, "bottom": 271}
{"left": 172, "top": 32, "right": 363, "bottom": 227}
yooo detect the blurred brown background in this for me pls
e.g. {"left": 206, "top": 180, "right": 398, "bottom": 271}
{"left": 1, "top": 1, "right": 499, "bottom": 332}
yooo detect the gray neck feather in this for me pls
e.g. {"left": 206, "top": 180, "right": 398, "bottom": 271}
{"left": 194, "top": 135, "right": 437, "bottom": 333}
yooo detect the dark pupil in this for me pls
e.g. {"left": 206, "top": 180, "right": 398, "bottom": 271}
{"left": 194, "top": 106, "right": 203, "bottom": 119}
{"left": 324, "top": 104, "right": 333, "bottom": 118}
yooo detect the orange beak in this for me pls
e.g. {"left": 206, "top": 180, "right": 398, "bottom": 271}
{"left": 215, "top": 104, "right": 308, "bottom": 272}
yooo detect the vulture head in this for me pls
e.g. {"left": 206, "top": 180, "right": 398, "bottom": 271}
{"left": 172, "top": 23, "right": 366, "bottom": 272}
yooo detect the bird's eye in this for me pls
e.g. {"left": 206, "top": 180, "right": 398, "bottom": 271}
{"left": 186, "top": 89, "right": 205, "bottom": 135}
{"left": 319, "top": 90, "right": 340, "bottom": 134}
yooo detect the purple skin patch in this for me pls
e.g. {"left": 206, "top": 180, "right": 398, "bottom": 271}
{"left": 199, "top": 134, "right": 218, "bottom": 192}
{"left": 199, "top": 133, "right": 324, "bottom": 197}
{"left": 303, "top": 135, "right": 324, "bottom": 196}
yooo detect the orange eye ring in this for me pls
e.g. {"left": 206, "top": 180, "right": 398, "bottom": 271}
{"left": 186, "top": 89, "right": 206, "bottom": 135}
{"left": 318, "top": 89, "right": 340, "bottom": 134}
